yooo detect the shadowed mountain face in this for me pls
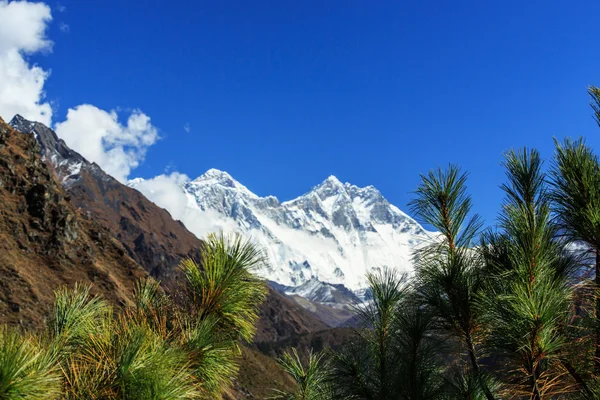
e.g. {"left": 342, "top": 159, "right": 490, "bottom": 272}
{"left": 9, "top": 114, "right": 332, "bottom": 339}
{"left": 10, "top": 114, "right": 204, "bottom": 285}
{"left": 0, "top": 117, "right": 148, "bottom": 329}
{"left": 5, "top": 115, "right": 340, "bottom": 398}
{"left": 254, "top": 286, "right": 329, "bottom": 343}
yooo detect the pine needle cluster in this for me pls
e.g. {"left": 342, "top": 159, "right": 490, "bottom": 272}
{"left": 272, "top": 87, "right": 600, "bottom": 400}
{"left": 0, "top": 233, "right": 267, "bottom": 399}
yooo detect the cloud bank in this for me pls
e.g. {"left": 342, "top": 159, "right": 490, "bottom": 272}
{"left": 129, "top": 173, "right": 230, "bottom": 237}
{"left": 0, "top": 1, "right": 205, "bottom": 226}
{"left": 0, "top": 0, "right": 53, "bottom": 125}
{"left": 55, "top": 105, "right": 159, "bottom": 182}
{"left": 130, "top": 172, "right": 191, "bottom": 218}
{"left": 0, "top": 1, "right": 160, "bottom": 183}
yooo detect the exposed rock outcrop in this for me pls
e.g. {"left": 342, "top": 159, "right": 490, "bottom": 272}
{"left": 0, "top": 118, "right": 147, "bottom": 328}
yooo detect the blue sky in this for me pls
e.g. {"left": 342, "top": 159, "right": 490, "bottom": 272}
{"left": 13, "top": 0, "right": 600, "bottom": 225}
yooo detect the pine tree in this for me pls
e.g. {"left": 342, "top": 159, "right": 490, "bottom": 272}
{"left": 409, "top": 165, "right": 496, "bottom": 400}
{"left": 328, "top": 268, "right": 446, "bottom": 400}
{"left": 481, "top": 149, "right": 575, "bottom": 398}
{"left": 271, "top": 348, "right": 333, "bottom": 400}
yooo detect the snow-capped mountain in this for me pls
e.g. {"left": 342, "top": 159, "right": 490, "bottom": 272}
{"left": 129, "top": 168, "right": 434, "bottom": 292}
{"left": 9, "top": 114, "right": 433, "bottom": 296}
{"left": 274, "top": 278, "right": 363, "bottom": 305}
{"left": 9, "top": 114, "right": 433, "bottom": 299}
{"left": 10, "top": 114, "right": 89, "bottom": 186}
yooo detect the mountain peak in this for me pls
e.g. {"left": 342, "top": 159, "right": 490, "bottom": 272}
{"left": 133, "top": 164, "right": 431, "bottom": 291}
{"left": 10, "top": 114, "right": 27, "bottom": 123}
{"left": 9, "top": 114, "right": 87, "bottom": 185}
{"left": 312, "top": 175, "right": 345, "bottom": 193}
{"left": 345, "top": 182, "right": 383, "bottom": 201}
{"left": 198, "top": 168, "right": 232, "bottom": 180}
{"left": 306, "top": 175, "right": 350, "bottom": 203}
{"left": 9, "top": 114, "right": 38, "bottom": 133}
{"left": 322, "top": 175, "right": 343, "bottom": 186}
{"left": 10, "top": 113, "right": 27, "bottom": 124}
{"left": 191, "top": 168, "right": 235, "bottom": 184}
{"left": 188, "top": 168, "right": 258, "bottom": 198}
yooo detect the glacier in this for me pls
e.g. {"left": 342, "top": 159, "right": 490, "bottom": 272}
{"left": 129, "top": 168, "right": 434, "bottom": 292}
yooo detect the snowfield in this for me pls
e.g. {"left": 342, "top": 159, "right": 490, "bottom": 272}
{"left": 129, "top": 169, "right": 436, "bottom": 294}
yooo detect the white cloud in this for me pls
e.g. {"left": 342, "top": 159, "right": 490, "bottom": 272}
{"left": 0, "top": 1, "right": 162, "bottom": 182}
{"left": 183, "top": 123, "right": 190, "bottom": 133}
{"left": 0, "top": 0, "right": 53, "bottom": 125}
{"left": 130, "top": 173, "right": 190, "bottom": 217}
{"left": 59, "top": 21, "right": 69, "bottom": 33}
{"left": 129, "top": 173, "right": 227, "bottom": 237}
{"left": 55, "top": 105, "right": 159, "bottom": 182}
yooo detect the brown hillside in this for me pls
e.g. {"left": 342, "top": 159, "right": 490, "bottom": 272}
{"left": 9, "top": 115, "right": 331, "bottom": 342}
{"left": 5, "top": 116, "right": 336, "bottom": 398}
{"left": 10, "top": 115, "right": 203, "bottom": 285}
{"left": 0, "top": 118, "right": 147, "bottom": 329}
{"left": 255, "top": 286, "right": 329, "bottom": 344}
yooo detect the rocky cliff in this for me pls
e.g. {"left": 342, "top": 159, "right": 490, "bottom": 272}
{"left": 0, "top": 117, "right": 147, "bottom": 328}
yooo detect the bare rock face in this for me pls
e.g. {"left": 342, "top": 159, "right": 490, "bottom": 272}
{"left": 10, "top": 114, "right": 203, "bottom": 288}
{"left": 8, "top": 115, "right": 331, "bottom": 342}
{"left": 0, "top": 117, "right": 148, "bottom": 329}
{"left": 5, "top": 115, "right": 335, "bottom": 399}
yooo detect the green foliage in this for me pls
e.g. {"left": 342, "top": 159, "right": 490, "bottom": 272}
{"left": 267, "top": 87, "right": 600, "bottom": 400}
{"left": 181, "top": 232, "right": 268, "bottom": 344}
{"left": 329, "top": 269, "right": 447, "bottom": 400}
{"left": 271, "top": 348, "right": 332, "bottom": 400}
{"left": 409, "top": 165, "right": 494, "bottom": 400}
{"left": 409, "top": 166, "right": 484, "bottom": 339}
{"left": 0, "top": 325, "right": 60, "bottom": 399}
{"left": 131, "top": 277, "right": 173, "bottom": 337}
{"left": 62, "top": 316, "right": 198, "bottom": 400}
{"left": 589, "top": 86, "right": 600, "bottom": 128}
{"left": 1, "top": 235, "right": 269, "bottom": 399}
{"left": 550, "top": 137, "right": 600, "bottom": 248}
{"left": 48, "top": 282, "right": 199, "bottom": 399}
{"left": 331, "top": 268, "right": 407, "bottom": 399}
{"left": 550, "top": 136, "right": 600, "bottom": 386}
{"left": 410, "top": 165, "right": 483, "bottom": 251}
{"left": 392, "top": 298, "right": 447, "bottom": 400}
{"left": 110, "top": 318, "right": 199, "bottom": 400}
{"left": 444, "top": 367, "right": 499, "bottom": 400}
{"left": 480, "top": 149, "right": 574, "bottom": 398}
{"left": 179, "top": 315, "right": 238, "bottom": 398}
{"left": 50, "top": 283, "right": 111, "bottom": 354}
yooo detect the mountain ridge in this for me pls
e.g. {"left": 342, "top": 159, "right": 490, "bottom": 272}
{"left": 0, "top": 117, "right": 149, "bottom": 329}
{"left": 7, "top": 114, "right": 337, "bottom": 398}
{"left": 9, "top": 114, "right": 333, "bottom": 335}
{"left": 11, "top": 113, "right": 433, "bottom": 301}
{"left": 130, "top": 167, "right": 434, "bottom": 294}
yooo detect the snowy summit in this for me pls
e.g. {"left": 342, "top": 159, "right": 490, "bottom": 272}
{"left": 130, "top": 169, "right": 435, "bottom": 293}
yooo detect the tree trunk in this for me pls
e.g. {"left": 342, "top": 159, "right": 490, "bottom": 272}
{"left": 561, "top": 359, "right": 593, "bottom": 399}
{"left": 465, "top": 332, "right": 495, "bottom": 400}
{"left": 596, "top": 249, "right": 600, "bottom": 376}
{"left": 530, "top": 362, "right": 542, "bottom": 400}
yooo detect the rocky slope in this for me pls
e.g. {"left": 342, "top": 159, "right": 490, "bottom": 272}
{"left": 9, "top": 114, "right": 333, "bottom": 339}
{"left": 0, "top": 117, "right": 148, "bottom": 328}
{"left": 7, "top": 115, "right": 336, "bottom": 398}
{"left": 254, "top": 286, "right": 329, "bottom": 344}
{"left": 10, "top": 114, "right": 204, "bottom": 286}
